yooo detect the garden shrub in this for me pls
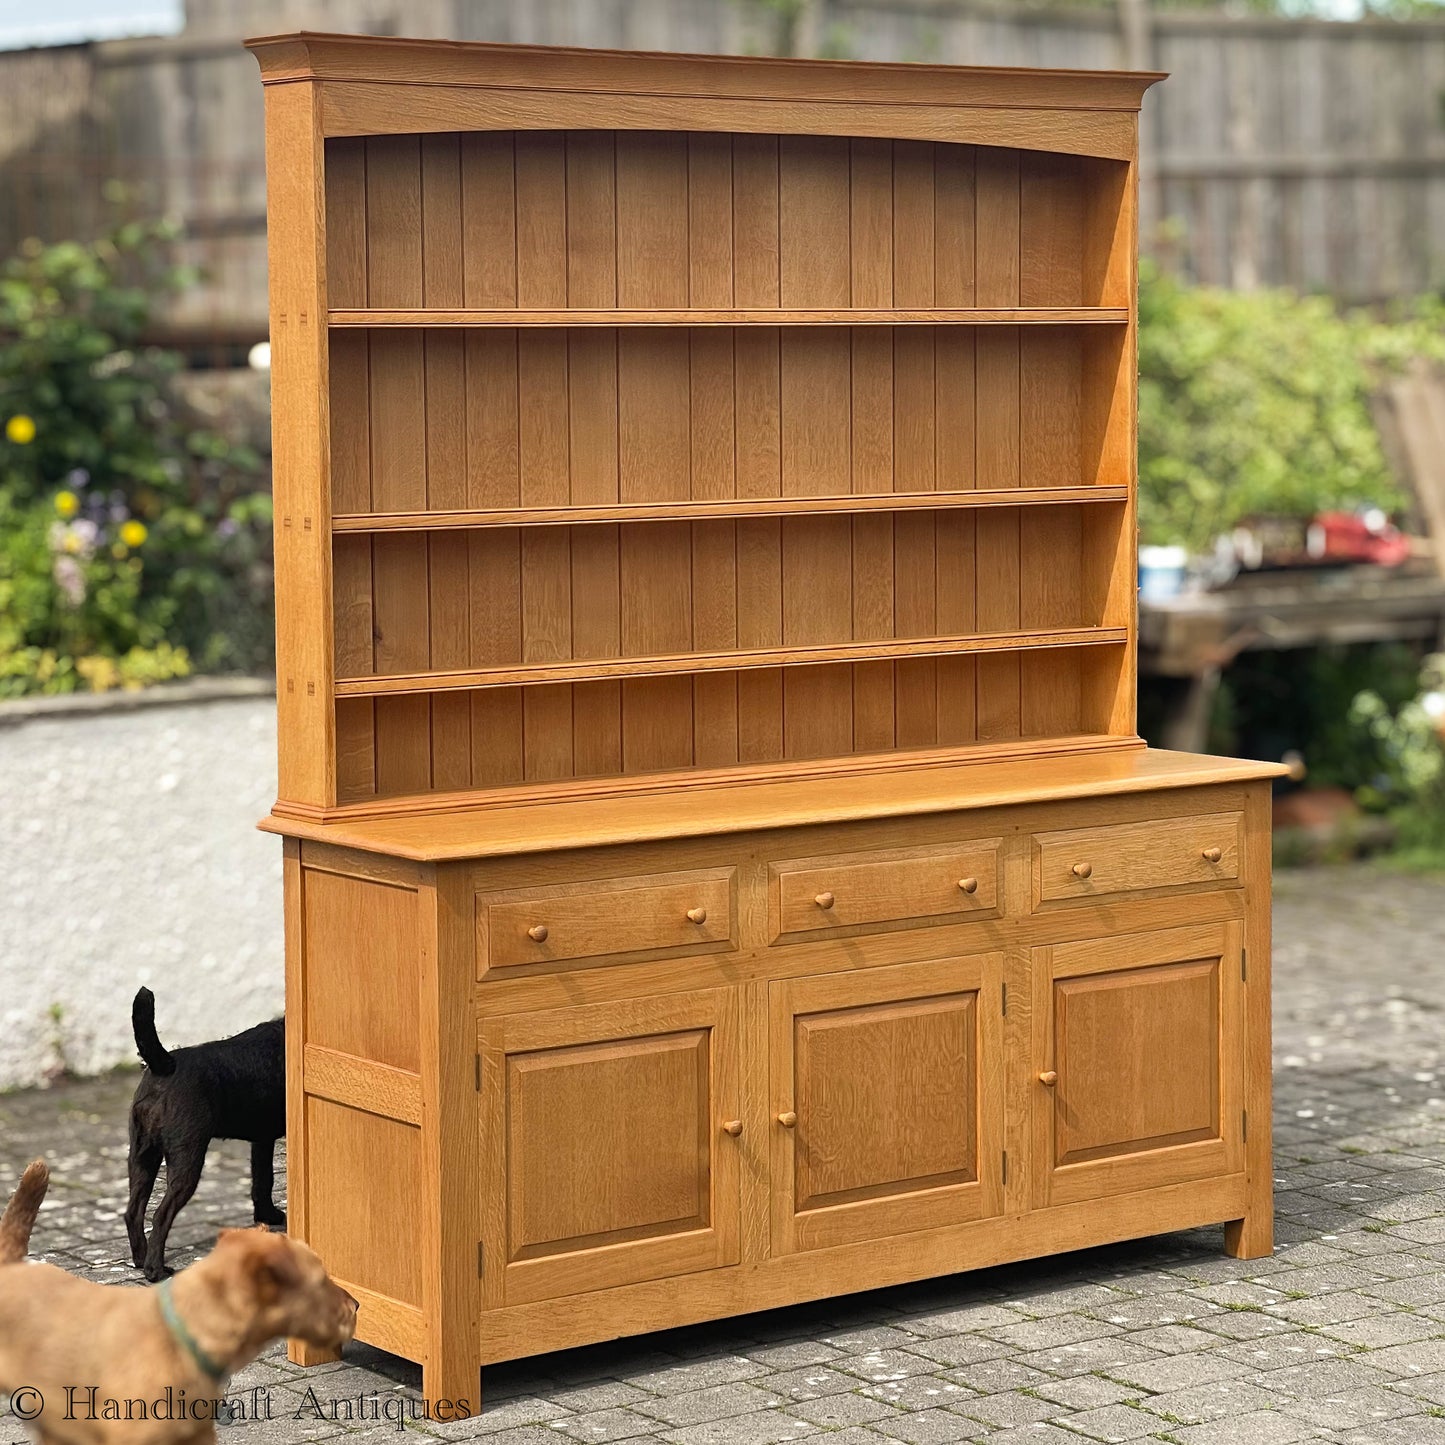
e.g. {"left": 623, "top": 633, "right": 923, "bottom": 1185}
{"left": 0, "top": 221, "right": 272, "bottom": 697}
{"left": 1137, "top": 260, "right": 1445, "bottom": 553}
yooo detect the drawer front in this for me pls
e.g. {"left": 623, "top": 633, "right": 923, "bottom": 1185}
{"left": 479, "top": 869, "right": 735, "bottom": 974}
{"left": 771, "top": 841, "right": 1001, "bottom": 941}
{"left": 1034, "top": 812, "right": 1242, "bottom": 906}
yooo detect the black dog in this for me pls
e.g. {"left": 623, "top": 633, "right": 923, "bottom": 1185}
{"left": 124, "top": 987, "right": 286, "bottom": 1280}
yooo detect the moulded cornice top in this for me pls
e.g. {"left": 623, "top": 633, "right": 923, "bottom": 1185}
{"left": 244, "top": 30, "right": 1165, "bottom": 112}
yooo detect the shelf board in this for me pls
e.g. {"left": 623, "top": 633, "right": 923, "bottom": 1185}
{"left": 327, "top": 307, "right": 1130, "bottom": 329}
{"left": 334, "top": 627, "right": 1129, "bottom": 698}
{"left": 332, "top": 487, "right": 1130, "bottom": 533}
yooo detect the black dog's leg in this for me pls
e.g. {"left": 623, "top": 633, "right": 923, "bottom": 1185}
{"left": 143, "top": 1140, "right": 205, "bottom": 1282}
{"left": 251, "top": 1138, "right": 286, "bottom": 1228}
{"left": 125, "top": 1125, "right": 164, "bottom": 1270}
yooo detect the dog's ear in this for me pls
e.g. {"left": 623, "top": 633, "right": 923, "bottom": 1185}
{"left": 226, "top": 1226, "right": 303, "bottom": 1300}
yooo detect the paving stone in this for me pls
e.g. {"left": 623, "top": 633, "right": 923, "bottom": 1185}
{"left": 633, "top": 1382, "right": 782, "bottom": 1427}
{"left": 757, "top": 1365, "right": 863, "bottom": 1402}
{"left": 554, "top": 1408, "right": 667, "bottom": 1442}
{"left": 872, "top": 1408, "right": 986, "bottom": 1443}
{"left": 1213, "top": 1329, "right": 1354, "bottom": 1371}
{"left": 1319, "top": 1312, "right": 1443, "bottom": 1348}
{"left": 783, "top": 1390, "right": 899, "bottom": 1429}
{"left": 947, "top": 1388, "right": 1068, "bottom": 1428}
{"left": 857, "top": 1376, "right": 979, "bottom": 1413}
{"left": 1109, "top": 1352, "right": 1255, "bottom": 1394}
{"left": 1276, "top": 1383, "right": 1419, "bottom": 1430}
{"left": 624, "top": 1358, "right": 769, "bottom": 1395}
{"left": 1132, "top": 1379, "right": 1282, "bottom": 1425}
{"left": 656, "top": 1408, "right": 817, "bottom": 1445}
{"left": 1349, "top": 1336, "right": 1445, "bottom": 1377}
{"left": 1010, "top": 1337, "right": 1162, "bottom": 1379}
{"left": 1031, "top": 1376, "right": 1145, "bottom": 1411}
{"left": 831, "top": 1348, "right": 950, "bottom": 1383}
{"left": 1169, "top": 1411, "right": 1320, "bottom": 1445}
{"left": 896, "top": 1305, "right": 1031, "bottom": 1339}
{"left": 1056, "top": 1402, "right": 1168, "bottom": 1441}
{"left": 1254, "top": 1354, "right": 1393, "bottom": 1397}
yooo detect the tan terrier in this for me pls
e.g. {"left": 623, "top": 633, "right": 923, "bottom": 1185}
{"left": 0, "top": 1160, "right": 357, "bottom": 1445}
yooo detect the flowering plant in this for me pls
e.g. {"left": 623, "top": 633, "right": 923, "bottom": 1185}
{"left": 0, "top": 221, "right": 273, "bottom": 695}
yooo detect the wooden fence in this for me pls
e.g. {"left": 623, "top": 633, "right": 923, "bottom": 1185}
{"left": 3, "top": 0, "right": 1445, "bottom": 345}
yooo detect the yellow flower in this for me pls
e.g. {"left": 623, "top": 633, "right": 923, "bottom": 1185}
{"left": 6, "top": 414, "right": 36, "bottom": 445}
{"left": 54, "top": 489, "right": 79, "bottom": 518}
{"left": 119, "top": 520, "right": 148, "bottom": 548}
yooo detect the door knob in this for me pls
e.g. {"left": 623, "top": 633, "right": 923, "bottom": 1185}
{"left": 721, "top": 1119, "right": 743, "bottom": 1136}
{"left": 687, "top": 907, "right": 708, "bottom": 924}
{"left": 958, "top": 877, "right": 979, "bottom": 895}
{"left": 777, "top": 1110, "right": 798, "bottom": 1127}
{"left": 814, "top": 891, "right": 835, "bottom": 910}
{"left": 1039, "top": 1070, "right": 1059, "bottom": 1086}
{"left": 1071, "top": 862, "right": 1093, "bottom": 880}
{"left": 1202, "top": 846, "right": 1223, "bottom": 863}
{"left": 527, "top": 924, "right": 549, "bottom": 943}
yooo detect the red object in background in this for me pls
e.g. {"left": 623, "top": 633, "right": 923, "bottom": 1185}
{"left": 1306, "top": 510, "right": 1411, "bottom": 566}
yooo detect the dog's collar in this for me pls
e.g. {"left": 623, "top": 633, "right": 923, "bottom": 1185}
{"left": 156, "top": 1277, "right": 229, "bottom": 1384}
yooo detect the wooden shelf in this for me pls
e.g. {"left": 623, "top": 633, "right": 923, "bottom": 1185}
{"left": 262, "top": 747, "right": 1287, "bottom": 861}
{"left": 332, "top": 487, "right": 1130, "bottom": 533}
{"left": 334, "top": 627, "right": 1129, "bottom": 697}
{"left": 328, "top": 307, "right": 1131, "bottom": 329}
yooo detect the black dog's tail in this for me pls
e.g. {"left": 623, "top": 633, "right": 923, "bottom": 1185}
{"left": 132, "top": 988, "right": 176, "bottom": 1076}
{"left": 0, "top": 1160, "right": 49, "bottom": 1264}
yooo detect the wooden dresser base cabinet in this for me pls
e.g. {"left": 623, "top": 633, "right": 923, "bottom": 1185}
{"left": 274, "top": 757, "right": 1280, "bottom": 1409}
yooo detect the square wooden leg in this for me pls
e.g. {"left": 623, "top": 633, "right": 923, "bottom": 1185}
{"left": 288, "top": 1339, "right": 343, "bottom": 1366}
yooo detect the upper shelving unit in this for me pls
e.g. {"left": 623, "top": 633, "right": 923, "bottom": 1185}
{"left": 248, "top": 30, "right": 1157, "bottom": 816}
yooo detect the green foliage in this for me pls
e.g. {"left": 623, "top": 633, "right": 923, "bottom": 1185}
{"left": 0, "top": 222, "right": 273, "bottom": 697}
{"left": 1135, "top": 263, "right": 1445, "bottom": 553}
{"left": 1352, "top": 653, "right": 1445, "bottom": 866}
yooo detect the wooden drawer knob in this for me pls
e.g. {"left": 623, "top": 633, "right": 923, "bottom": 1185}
{"left": 527, "top": 924, "right": 549, "bottom": 943}
{"left": 1071, "top": 862, "right": 1093, "bottom": 880}
{"left": 1202, "top": 846, "right": 1223, "bottom": 864}
{"left": 777, "top": 1110, "right": 798, "bottom": 1128}
{"left": 814, "top": 891, "right": 835, "bottom": 910}
{"left": 1039, "top": 1070, "right": 1059, "bottom": 1086}
{"left": 721, "top": 1119, "right": 743, "bottom": 1137}
{"left": 958, "top": 877, "right": 979, "bottom": 895}
{"left": 687, "top": 907, "right": 708, "bottom": 924}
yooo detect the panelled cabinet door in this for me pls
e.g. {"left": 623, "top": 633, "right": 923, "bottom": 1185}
{"left": 1031, "top": 922, "right": 1245, "bottom": 1209}
{"left": 770, "top": 953, "right": 1005, "bottom": 1255}
{"left": 479, "top": 988, "right": 741, "bottom": 1307}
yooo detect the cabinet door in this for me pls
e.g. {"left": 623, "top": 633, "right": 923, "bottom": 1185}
{"left": 479, "top": 988, "right": 740, "bottom": 1307}
{"left": 1031, "top": 922, "right": 1245, "bottom": 1209}
{"left": 770, "top": 954, "right": 1004, "bottom": 1255}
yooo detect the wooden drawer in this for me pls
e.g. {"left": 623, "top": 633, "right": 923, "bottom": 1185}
{"left": 1033, "top": 812, "right": 1242, "bottom": 907}
{"left": 478, "top": 868, "right": 735, "bottom": 975}
{"left": 770, "top": 840, "right": 1001, "bottom": 942}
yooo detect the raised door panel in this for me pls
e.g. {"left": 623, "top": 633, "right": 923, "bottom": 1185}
{"left": 770, "top": 954, "right": 1004, "bottom": 1254}
{"left": 1031, "top": 921, "right": 1245, "bottom": 1209}
{"left": 479, "top": 988, "right": 740, "bottom": 1306}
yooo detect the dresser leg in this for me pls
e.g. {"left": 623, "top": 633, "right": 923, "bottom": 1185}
{"left": 288, "top": 1339, "right": 343, "bottom": 1366}
{"left": 423, "top": 1352, "right": 480, "bottom": 1420}
{"left": 1224, "top": 1208, "right": 1274, "bottom": 1260}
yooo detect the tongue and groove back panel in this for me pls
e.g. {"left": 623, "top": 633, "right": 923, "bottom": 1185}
{"left": 322, "top": 129, "right": 1136, "bottom": 804}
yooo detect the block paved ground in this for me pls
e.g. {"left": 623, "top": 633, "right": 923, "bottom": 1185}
{"left": 4, "top": 862, "right": 1445, "bottom": 1445}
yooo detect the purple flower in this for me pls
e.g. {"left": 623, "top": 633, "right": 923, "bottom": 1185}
{"left": 217, "top": 517, "right": 239, "bottom": 539}
{"left": 66, "top": 468, "right": 89, "bottom": 489}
